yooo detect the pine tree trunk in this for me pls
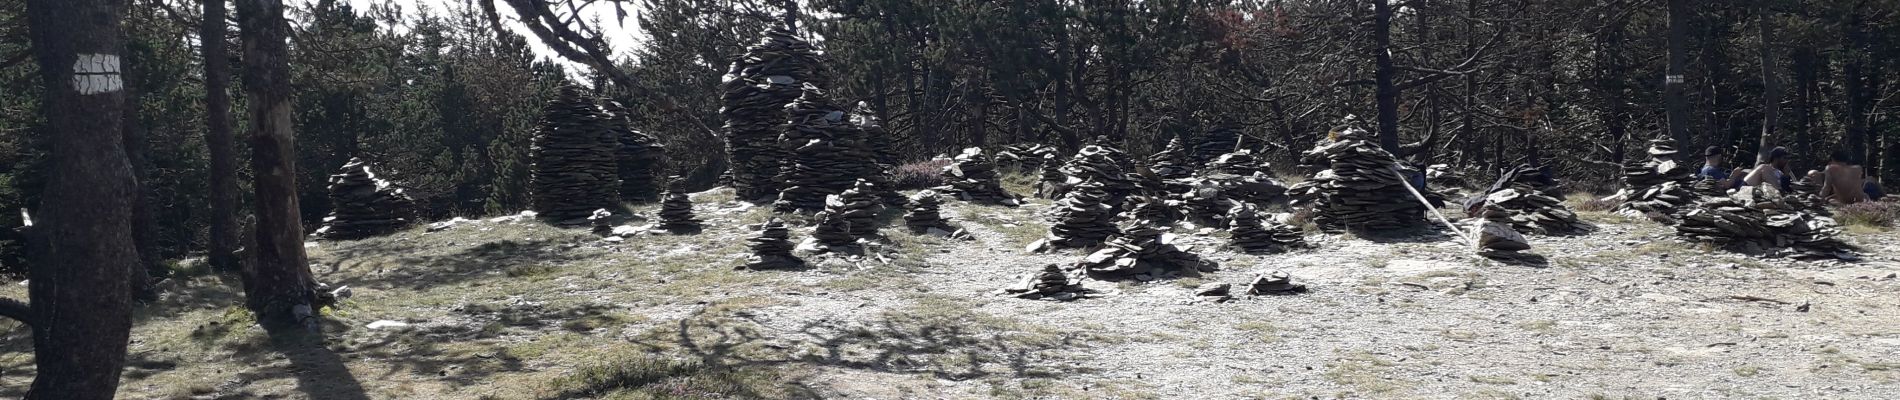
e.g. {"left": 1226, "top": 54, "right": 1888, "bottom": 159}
{"left": 1755, "top": 8, "right": 1779, "bottom": 165}
{"left": 237, "top": 0, "right": 320, "bottom": 332}
{"left": 1664, "top": 0, "right": 1692, "bottom": 153}
{"left": 1373, "top": 0, "right": 1401, "bottom": 153}
{"left": 203, "top": 0, "right": 242, "bottom": 274}
{"left": 23, "top": 0, "right": 139, "bottom": 397}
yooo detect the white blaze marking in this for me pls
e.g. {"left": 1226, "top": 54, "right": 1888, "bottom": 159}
{"left": 70, "top": 53, "right": 124, "bottom": 95}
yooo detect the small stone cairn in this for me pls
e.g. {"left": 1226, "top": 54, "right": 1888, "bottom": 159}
{"left": 1245, "top": 270, "right": 1308, "bottom": 295}
{"left": 1073, "top": 218, "right": 1218, "bottom": 280}
{"left": 1226, "top": 202, "right": 1309, "bottom": 254}
{"left": 1035, "top": 152, "right": 1068, "bottom": 199}
{"left": 774, "top": 86, "right": 872, "bottom": 213}
{"left": 904, "top": 190, "right": 967, "bottom": 238}
{"left": 531, "top": 85, "right": 620, "bottom": 225}
{"left": 999, "top": 264, "right": 1089, "bottom": 301}
{"left": 1148, "top": 137, "right": 1196, "bottom": 180}
{"left": 936, "top": 147, "right": 1019, "bottom": 206}
{"left": 656, "top": 178, "right": 702, "bottom": 234}
{"left": 1027, "top": 182, "right": 1117, "bottom": 252}
{"left": 1615, "top": 136, "right": 1699, "bottom": 220}
{"left": 1194, "top": 119, "right": 1242, "bottom": 163}
{"left": 740, "top": 218, "right": 804, "bottom": 270}
{"left": 317, "top": 157, "right": 417, "bottom": 239}
{"left": 1060, "top": 143, "right": 1140, "bottom": 206}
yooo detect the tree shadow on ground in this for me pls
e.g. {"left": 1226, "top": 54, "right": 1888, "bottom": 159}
{"left": 320, "top": 237, "right": 593, "bottom": 291}
{"left": 216, "top": 329, "right": 370, "bottom": 400}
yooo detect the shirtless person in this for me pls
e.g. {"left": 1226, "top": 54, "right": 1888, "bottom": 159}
{"left": 1820, "top": 150, "right": 1870, "bottom": 204}
{"left": 1741, "top": 147, "right": 1792, "bottom": 191}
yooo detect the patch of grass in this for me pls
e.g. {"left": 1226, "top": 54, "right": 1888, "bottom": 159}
{"left": 1835, "top": 201, "right": 1898, "bottom": 229}
{"left": 1633, "top": 240, "right": 1697, "bottom": 257}
{"left": 1734, "top": 365, "right": 1761, "bottom": 377}
{"left": 540, "top": 354, "right": 784, "bottom": 399}
{"left": 1001, "top": 172, "right": 1039, "bottom": 197}
{"left": 506, "top": 264, "right": 560, "bottom": 278}
{"left": 1234, "top": 321, "right": 1278, "bottom": 343}
{"left": 1514, "top": 319, "right": 1556, "bottom": 333}
{"left": 1323, "top": 351, "right": 1408, "bottom": 396}
{"left": 1468, "top": 375, "right": 1517, "bottom": 385}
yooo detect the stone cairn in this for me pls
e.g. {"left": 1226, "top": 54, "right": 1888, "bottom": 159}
{"left": 739, "top": 218, "right": 804, "bottom": 270}
{"left": 589, "top": 209, "right": 616, "bottom": 237}
{"left": 317, "top": 157, "right": 417, "bottom": 239}
{"left": 603, "top": 100, "right": 665, "bottom": 203}
{"left": 808, "top": 210, "right": 858, "bottom": 249}
{"left": 656, "top": 178, "right": 702, "bottom": 234}
{"left": 1194, "top": 119, "right": 1242, "bottom": 163}
{"left": 1285, "top": 127, "right": 1424, "bottom": 232}
{"left": 1027, "top": 182, "right": 1118, "bottom": 252}
{"left": 851, "top": 102, "right": 905, "bottom": 206}
{"left": 936, "top": 147, "right": 1019, "bottom": 206}
{"left": 829, "top": 179, "right": 885, "bottom": 237}
{"left": 1035, "top": 152, "right": 1068, "bottom": 199}
{"left": 1615, "top": 136, "right": 1699, "bottom": 221}
{"left": 1226, "top": 202, "right": 1309, "bottom": 254}
{"left": 1073, "top": 218, "right": 1218, "bottom": 281}
{"left": 1149, "top": 137, "right": 1196, "bottom": 180}
{"left": 1479, "top": 188, "right": 1587, "bottom": 235}
{"left": 999, "top": 264, "right": 1089, "bottom": 301}
{"left": 774, "top": 86, "right": 872, "bottom": 213}
{"left": 1060, "top": 144, "right": 1141, "bottom": 207}
{"left": 1199, "top": 150, "right": 1290, "bottom": 204}
{"left": 904, "top": 190, "right": 966, "bottom": 238}
{"left": 1245, "top": 270, "right": 1309, "bottom": 295}
{"left": 721, "top": 27, "right": 823, "bottom": 201}
{"left": 1122, "top": 195, "right": 1179, "bottom": 224}
{"left": 1473, "top": 205, "right": 1533, "bottom": 257}
{"left": 1676, "top": 185, "right": 1853, "bottom": 260}
{"left": 531, "top": 85, "right": 620, "bottom": 225}
{"left": 998, "top": 143, "right": 1058, "bottom": 172}
{"left": 1176, "top": 178, "right": 1230, "bottom": 227}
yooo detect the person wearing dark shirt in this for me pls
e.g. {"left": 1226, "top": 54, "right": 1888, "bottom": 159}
{"left": 1698, "top": 146, "right": 1730, "bottom": 182}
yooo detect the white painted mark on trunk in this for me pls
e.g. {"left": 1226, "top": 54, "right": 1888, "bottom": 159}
{"left": 71, "top": 54, "right": 124, "bottom": 95}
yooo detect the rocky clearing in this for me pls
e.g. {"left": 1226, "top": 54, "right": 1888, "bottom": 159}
{"left": 2, "top": 188, "right": 1897, "bottom": 400}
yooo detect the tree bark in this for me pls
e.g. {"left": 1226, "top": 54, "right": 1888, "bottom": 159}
{"left": 1373, "top": 0, "right": 1401, "bottom": 153}
{"left": 203, "top": 0, "right": 242, "bottom": 274}
{"left": 1843, "top": 18, "right": 1868, "bottom": 165}
{"left": 237, "top": 0, "right": 320, "bottom": 332}
{"left": 1754, "top": 8, "right": 1779, "bottom": 165}
{"left": 1664, "top": 0, "right": 1692, "bottom": 154}
{"left": 23, "top": 0, "right": 139, "bottom": 397}
{"left": 119, "top": 45, "right": 161, "bottom": 299}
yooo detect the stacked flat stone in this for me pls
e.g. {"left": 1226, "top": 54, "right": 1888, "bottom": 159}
{"left": 1615, "top": 137, "right": 1699, "bottom": 219}
{"left": 828, "top": 179, "right": 885, "bottom": 237}
{"left": 1245, "top": 270, "right": 1308, "bottom": 295}
{"left": 1198, "top": 150, "right": 1290, "bottom": 204}
{"left": 936, "top": 147, "right": 1019, "bottom": 206}
{"left": 589, "top": 209, "right": 615, "bottom": 237}
{"left": 1425, "top": 164, "right": 1470, "bottom": 189}
{"left": 999, "top": 264, "right": 1088, "bottom": 301}
{"left": 1194, "top": 120, "right": 1242, "bottom": 163}
{"left": 656, "top": 179, "right": 702, "bottom": 234}
{"left": 1226, "top": 202, "right": 1308, "bottom": 254}
{"left": 1676, "top": 185, "right": 1853, "bottom": 260}
{"left": 1480, "top": 188, "right": 1587, "bottom": 235}
{"left": 998, "top": 143, "right": 1058, "bottom": 171}
{"left": 1060, "top": 145, "right": 1140, "bottom": 206}
{"left": 1121, "top": 195, "right": 1179, "bottom": 224}
{"left": 904, "top": 190, "right": 964, "bottom": 237}
{"left": 531, "top": 85, "right": 619, "bottom": 225}
{"left": 740, "top": 218, "right": 803, "bottom": 270}
{"left": 602, "top": 101, "right": 665, "bottom": 203}
{"left": 721, "top": 27, "right": 824, "bottom": 201}
{"left": 1207, "top": 150, "right": 1269, "bottom": 176}
{"left": 1028, "top": 182, "right": 1118, "bottom": 252}
{"left": 1074, "top": 218, "right": 1218, "bottom": 280}
{"left": 1473, "top": 204, "right": 1532, "bottom": 255}
{"left": 850, "top": 102, "right": 905, "bottom": 206}
{"left": 1175, "top": 178, "right": 1229, "bottom": 227}
{"left": 1149, "top": 137, "right": 1195, "bottom": 180}
{"left": 809, "top": 210, "right": 857, "bottom": 248}
{"left": 774, "top": 86, "right": 873, "bottom": 213}
{"left": 1285, "top": 127, "right": 1423, "bottom": 232}
{"left": 1035, "top": 152, "right": 1069, "bottom": 199}
{"left": 317, "top": 157, "right": 417, "bottom": 239}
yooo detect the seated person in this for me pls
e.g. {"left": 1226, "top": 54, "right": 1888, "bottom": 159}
{"left": 1741, "top": 147, "right": 1793, "bottom": 191}
{"left": 1698, "top": 146, "right": 1731, "bottom": 181}
{"left": 1820, "top": 150, "right": 1870, "bottom": 204}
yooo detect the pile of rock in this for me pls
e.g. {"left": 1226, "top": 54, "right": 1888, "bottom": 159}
{"left": 1121, "top": 195, "right": 1179, "bottom": 224}
{"left": 808, "top": 210, "right": 857, "bottom": 249}
{"left": 721, "top": 27, "right": 824, "bottom": 201}
{"left": 1035, "top": 153, "right": 1069, "bottom": 199}
{"left": 602, "top": 100, "right": 665, "bottom": 203}
{"left": 1028, "top": 182, "right": 1118, "bottom": 252}
{"left": 531, "top": 86, "right": 620, "bottom": 225}
{"left": 936, "top": 147, "right": 1019, "bottom": 206}
{"left": 1616, "top": 137, "right": 1699, "bottom": 220}
{"left": 1175, "top": 178, "right": 1230, "bottom": 227}
{"left": 850, "top": 103, "right": 906, "bottom": 206}
{"left": 998, "top": 143, "right": 1058, "bottom": 171}
{"left": 1149, "top": 137, "right": 1195, "bottom": 180}
{"left": 1478, "top": 188, "right": 1588, "bottom": 235}
{"left": 1226, "top": 202, "right": 1308, "bottom": 254}
{"left": 904, "top": 190, "right": 966, "bottom": 238}
{"left": 1425, "top": 164, "right": 1470, "bottom": 189}
{"left": 656, "top": 180, "right": 702, "bottom": 234}
{"left": 589, "top": 209, "right": 616, "bottom": 237}
{"left": 1207, "top": 150, "right": 1269, "bottom": 176}
{"left": 829, "top": 179, "right": 885, "bottom": 237}
{"left": 1060, "top": 144, "right": 1140, "bottom": 205}
{"left": 1198, "top": 151, "right": 1289, "bottom": 205}
{"left": 1073, "top": 218, "right": 1218, "bottom": 280}
{"left": 317, "top": 157, "right": 417, "bottom": 239}
{"left": 999, "top": 264, "right": 1089, "bottom": 301}
{"left": 1195, "top": 119, "right": 1242, "bottom": 163}
{"left": 1472, "top": 206, "right": 1533, "bottom": 257}
{"left": 1245, "top": 270, "right": 1308, "bottom": 295}
{"left": 1193, "top": 282, "right": 1233, "bottom": 303}
{"left": 1285, "top": 127, "right": 1423, "bottom": 232}
{"left": 774, "top": 86, "right": 873, "bottom": 213}
{"left": 1676, "top": 186, "right": 1853, "bottom": 260}
{"left": 739, "top": 218, "right": 804, "bottom": 270}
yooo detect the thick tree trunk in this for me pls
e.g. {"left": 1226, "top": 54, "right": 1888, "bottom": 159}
{"left": 237, "top": 0, "right": 320, "bottom": 332}
{"left": 203, "top": 0, "right": 242, "bottom": 273}
{"left": 23, "top": 0, "right": 139, "bottom": 397}
{"left": 1792, "top": 48, "right": 1816, "bottom": 161}
{"left": 1373, "top": 0, "right": 1401, "bottom": 153}
{"left": 1755, "top": 9, "right": 1779, "bottom": 165}
{"left": 1597, "top": 13, "right": 1629, "bottom": 166}
{"left": 1664, "top": 0, "right": 1692, "bottom": 153}
{"left": 1843, "top": 24, "right": 1868, "bottom": 164}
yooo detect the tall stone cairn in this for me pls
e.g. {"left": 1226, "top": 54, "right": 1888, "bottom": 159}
{"left": 317, "top": 157, "right": 417, "bottom": 239}
{"left": 1027, "top": 181, "right": 1117, "bottom": 252}
{"left": 852, "top": 102, "right": 906, "bottom": 206}
{"left": 1035, "top": 152, "right": 1068, "bottom": 199}
{"left": 531, "top": 85, "right": 620, "bottom": 225}
{"left": 740, "top": 218, "right": 804, "bottom": 270}
{"left": 721, "top": 27, "right": 824, "bottom": 201}
{"left": 1285, "top": 127, "right": 1424, "bottom": 232}
{"left": 1060, "top": 143, "right": 1140, "bottom": 207}
{"left": 904, "top": 190, "right": 961, "bottom": 236}
{"left": 1149, "top": 137, "right": 1195, "bottom": 180}
{"left": 1225, "top": 201, "right": 1309, "bottom": 254}
{"left": 1615, "top": 136, "right": 1699, "bottom": 220}
{"left": 1194, "top": 119, "right": 1242, "bottom": 163}
{"left": 603, "top": 100, "right": 665, "bottom": 203}
{"left": 657, "top": 178, "right": 703, "bottom": 234}
{"left": 774, "top": 86, "right": 872, "bottom": 213}
{"left": 936, "top": 147, "right": 1019, "bottom": 206}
